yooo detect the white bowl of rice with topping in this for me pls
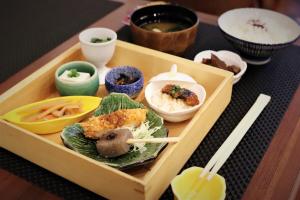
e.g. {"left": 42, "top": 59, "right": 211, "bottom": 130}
{"left": 145, "top": 80, "right": 206, "bottom": 122}
{"left": 218, "top": 8, "right": 300, "bottom": 65}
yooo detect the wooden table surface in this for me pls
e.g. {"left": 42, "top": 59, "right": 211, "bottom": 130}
{"left": 1, "top": 0, "right": 300, "bottom": 199}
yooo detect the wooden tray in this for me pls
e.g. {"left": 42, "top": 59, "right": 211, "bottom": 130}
{"left": 0, "top": 40, "right": 233, "bottom": 200}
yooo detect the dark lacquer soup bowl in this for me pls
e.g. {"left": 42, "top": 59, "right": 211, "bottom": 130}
{"left": 130, "top": 4, "right": 199, "bottom": 55}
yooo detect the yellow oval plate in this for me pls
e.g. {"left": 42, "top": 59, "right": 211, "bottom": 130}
{"left": 0, "top": 96, "right": 101, "bottom": 134}
{"left": 171, "top": 167, "right": 226, "bottom": 200}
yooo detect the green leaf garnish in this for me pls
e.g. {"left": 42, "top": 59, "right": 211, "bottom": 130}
{"left": 68, "top": 69, "right": 80, "bottom": 78}
{"left": 90, "top": 37, "right": 112, "bottom": 43}
{"left": 171, "top": 85, "right": 181, "bottom": 95}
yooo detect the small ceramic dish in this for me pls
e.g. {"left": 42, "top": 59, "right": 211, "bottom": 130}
{"left": 55, "top": 61, "right": 99, "bottom": 96}
{"left": 79, "top": 27, "right": 117, "bottom": 84}
{"left": 61, "top": 93, "right": 167, "bottom": 170}
{"left": 0, "top": 96, "right": 101, "bottom": 134}
{"left": 105, "top": 66, "right": 144, "bottom": 98}
{"left": 194, "top": 50, "right": 247, "bottom": 84}
{"left": 171, "top": 167, "right": 226, "bottom": 200}
{"left": 145, "top": 80, "right": 206, "bottom": 122}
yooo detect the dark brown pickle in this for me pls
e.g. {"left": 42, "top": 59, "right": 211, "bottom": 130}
{"left": 115, "top": 73, "right": 138, "bottom": 85}
{"left": 202, "top": 53, "right": 241, "bottom": 75}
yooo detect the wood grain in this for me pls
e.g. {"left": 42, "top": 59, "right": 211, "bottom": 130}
{"left": 243, "top": 86, "right": 300, "bottom": 200}
{"left": 0, "top": 169, "right": 62, "bottom": 200}
{"left": 0, "top": 39, "right": 232, "bottom": 199}
{"left": 1, "top": 0, "right": 300, "bottom": 199}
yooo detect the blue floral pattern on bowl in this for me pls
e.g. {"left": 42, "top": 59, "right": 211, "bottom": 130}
{"left": 105, "top": 66, "right": 144, "bottom": 98}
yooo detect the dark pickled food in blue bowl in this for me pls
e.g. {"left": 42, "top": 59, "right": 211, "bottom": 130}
{"left": 105, "top": 66, "right": 144, "bottom": 98}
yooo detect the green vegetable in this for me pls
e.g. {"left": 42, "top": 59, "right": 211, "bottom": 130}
{"left": 90, "top": 37, "right": 112, "bottom": 43}
{"left": 68, "top": 69, "right": 80, "bottom": 78}
{"left": 171, "top": 85, "right": 181, "bottom": 96}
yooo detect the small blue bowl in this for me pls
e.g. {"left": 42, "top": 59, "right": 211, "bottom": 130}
{"left": 105, "top": 66, "right": 144, "bottom": 98}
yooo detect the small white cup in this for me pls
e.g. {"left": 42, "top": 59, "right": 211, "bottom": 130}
{"left": 79, "top": 27, "right": 117, "bottom": 84}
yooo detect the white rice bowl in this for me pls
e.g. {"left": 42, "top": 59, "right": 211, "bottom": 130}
{"left": 218, "top": 8, "right": 300, "bottom": 45}
{"left": 218, "top": 8, "right": 300, "bottom": 65}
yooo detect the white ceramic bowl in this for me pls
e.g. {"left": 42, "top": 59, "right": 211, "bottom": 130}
{"left": 194, "top": 50, "right": 247, "bottom": 84}
{"left": 218, "top": 8, "right": 300, "bottom": 65}
{"left": 79, "top": 27, "right": 117, "bottom": 84}
{"left": 145, "top": 80, "right": 206, "bottom": 122}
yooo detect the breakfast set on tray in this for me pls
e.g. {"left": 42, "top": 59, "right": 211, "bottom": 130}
{"left": 1, "top": 2, "right": 300, "bottom": 200}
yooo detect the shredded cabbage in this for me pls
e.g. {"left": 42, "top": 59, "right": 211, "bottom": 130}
{"left": 126, "top": 121, "right": 161, "bottom": 153}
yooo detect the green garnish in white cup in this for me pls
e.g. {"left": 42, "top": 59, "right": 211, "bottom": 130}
{"left": 68, "top": 69, "right": 80, "bottom": 78}
{"left": 90, "top": 37, "right": 112, "bottom": 43}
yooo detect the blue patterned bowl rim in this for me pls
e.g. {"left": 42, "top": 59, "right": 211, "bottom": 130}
{"left": 105, "top": 66, "right": 144, "bottom": 87}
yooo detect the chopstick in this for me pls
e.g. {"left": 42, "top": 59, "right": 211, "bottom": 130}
{"left": 127, "top": 137, "right": 180, "bottom": 144}
{"left": 200, "top": 94, "right": 271, "bottom": 180}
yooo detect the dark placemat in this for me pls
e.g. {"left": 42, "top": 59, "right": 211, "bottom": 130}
{"left": 1, "top": 23, "right": 300, "bottom": 200}
{"left": 0, "top": 0, "right": 122, "bottom": 83}
{"left": 118, "top": 23, "right": 300, "bottom": 200}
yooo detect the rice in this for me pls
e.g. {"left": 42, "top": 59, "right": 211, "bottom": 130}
{"left": 151, "top": 90, "right": 192, "bottom": 112}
